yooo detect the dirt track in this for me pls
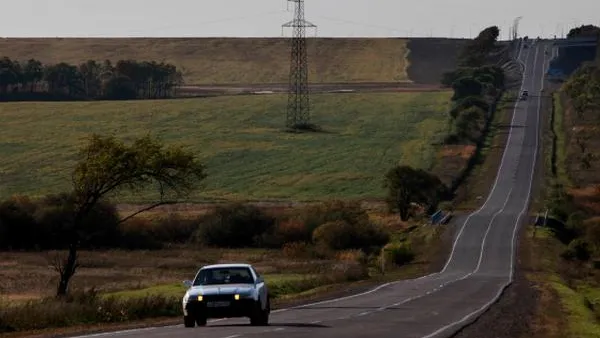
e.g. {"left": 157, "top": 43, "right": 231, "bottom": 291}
{"left": 176, "top": 81, "right": 446, "bottom": 97}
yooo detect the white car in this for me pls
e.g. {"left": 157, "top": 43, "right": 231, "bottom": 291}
{"left": 182, "top": 263, "right": 270, "bottom": 327}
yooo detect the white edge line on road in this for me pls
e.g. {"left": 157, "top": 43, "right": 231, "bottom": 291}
{"left": 68, "top": 328, "right": 157, "bottom": 338}
{"left": 420, "top": 41, "right": 546, "bottom": 338}
{"left": 368, "top": 187, "right": 514, "bottom": 314}
{"left": 69, "top": 41, "right": 530, "bottom": 338}
{"left": 440, "top": 40, "right": 528, "bottom": 274}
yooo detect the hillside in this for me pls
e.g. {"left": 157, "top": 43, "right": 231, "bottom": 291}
{"left": 0, "top": 37, "right": 467, "bottom": 85}
{"left": 0, "top": 92, "right": 452, "bottom": 202}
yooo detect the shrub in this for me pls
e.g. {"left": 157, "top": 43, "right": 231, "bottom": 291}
{"left": 0, "top": 289, "right": 179, "bottom": 331}
{"left": 194, "top": 203, "right": 276, "bottom": 248}
{"left": 0, "top": 193, "right": 121, "bottom": 250}
{"left": 261, "top": 218, "right": 312, "bottom": 248}
{"left": 312, "top": 220, "right": 390, "bottom": 253}
{"left": 561, "top": 239, "right": 592, "bottom": 261}
{"left": 151, "top": 213, "right": 198, "bottom": 244}
{"left": 119, "top": 218, "right": 163, "bottom": 250}
{"left": 0, "top": 196, "right": 38, "bottom": 250}
{"left": 282, "top": 241, "right": 312, "bottom": 259}
{"left": 34, "top": 193, "right": 121, "bottom": 249}
{"left": 384, "top": 244, "right": 416, "bottom": 266}
{"left": 584, "top": 219, "right": 600, "bottom": 250}
{"left": 298, "top": 200, "right": 369, "bottom": 233}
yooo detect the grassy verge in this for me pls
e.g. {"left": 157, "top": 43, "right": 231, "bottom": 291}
{"left": 526, "top": 88, "right": 600, "bottom": 337}
{"left": 0, "top": 92, "right": 451, "bottom": 202}
{"left": 526, "top": 227, "right": 600, "bottom": 337}
{"left": 550, "top": 92, "right": 570, "bottom": 187}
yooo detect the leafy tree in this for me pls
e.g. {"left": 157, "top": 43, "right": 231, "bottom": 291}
{"left": 450, "top": 96, "right": 489, "bottom": 119}
{"left": 54, "top": 134, "right": 207, "bottom": 296}
{"left": 567, "top": 25, "right": 600, "bottom": 39}
{"left": 454, "top": 106, "right": 486, "bottom": 141}
{"left": 23, "top": 59, "right": 43, "bottom": 93}
{"left": 0, "top": 56, "right": 184, "bottom": 100}
{"left": 384, "top": 166, "right": 448, "bottom": 221}
{"left": 44, "top": 62, "right": 83, "bottom": 97}
{"left": 458, "top": 26, "right": 500, "bottom": 67}
{"left": 79, "top": 60, "right": 102, "bottom": 98}
{"left": 451, "top": 77, "right": 483, "bottom": 101}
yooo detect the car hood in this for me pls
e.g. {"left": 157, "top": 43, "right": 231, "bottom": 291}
{"left": 188, "top": 284, "right": 255, "bottom": 296}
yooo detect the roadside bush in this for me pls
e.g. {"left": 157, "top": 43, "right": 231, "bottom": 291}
{"left": 298, "top": 200, "right": 369, "bottom": 233}
{"left": 261, "top": 218, "right": 312, "bottom": 248}
{"left": 34, "top": 193, "right": 121, "bottom": 249}
{"left": 119, "top": 218, "right": 163, "bottom": 250}
{"left": 282, "top": 241, "right": 313, "bottom": 259}
{"left": 0, "top": 194, "right": 122, "bottom": 250}
{"left": 384, "top": 243, "right": 416, "bottom": 266}
{"left": 151, "top": 213, "right": 198, "bottom": 244}
{"left": 312, "top": 220, "right": 390, "bottom": 253}
{"left": 0, "top": 289, "right": 179, "bottom": 332}
{"left": 561, "top": 238, "right": 592, "bottom": 261}
{"left": 584, "top": 219, "right": 600, "bottom": 251}
{"left": 194, "top": 203, "right": 276, "bottom": 248}
{"left": 0, "top": 195, "right": 38, "bottom": 250}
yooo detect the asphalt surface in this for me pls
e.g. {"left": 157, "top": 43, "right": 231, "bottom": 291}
{"left": 72, "top": 42, "right": 550, "bottom": 338}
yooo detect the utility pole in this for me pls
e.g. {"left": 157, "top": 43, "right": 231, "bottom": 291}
{"left": 282, "top": 0, "right": 317, "bottom": 131}
{"left": 512, "top": 16, "right": 523, "bottom": 40}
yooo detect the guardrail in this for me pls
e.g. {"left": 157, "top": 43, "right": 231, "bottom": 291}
{"left": 430, "top": 210, "right": 452, "bottom": 225}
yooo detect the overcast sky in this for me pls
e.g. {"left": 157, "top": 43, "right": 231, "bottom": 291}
{"left": 2, "top": 0, "right": 599, "bottom": 39}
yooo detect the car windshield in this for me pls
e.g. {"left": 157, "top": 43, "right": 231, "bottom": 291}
{"left": 193, "top": 267, "right": 255, "bottom": 286}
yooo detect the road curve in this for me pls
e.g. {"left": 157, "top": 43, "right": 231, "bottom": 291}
{"left": 71, "top": 42, "right": 550, "bottom": 338}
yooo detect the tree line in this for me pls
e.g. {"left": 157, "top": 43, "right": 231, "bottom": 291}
{"left": 380, "top": 26, "right": 507, "bottom": 224}
{"left": 441, "top": 25, "right": 505, "bottom": 144}
{"left": 0, "top": 57, "right": 183, "bottom": 101}
{"left": 545, "top": 25, "right": 600, "bottom": 263}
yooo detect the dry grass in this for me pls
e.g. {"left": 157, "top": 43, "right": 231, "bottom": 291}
{"left": 524, "top": 229, "right": 567, "bottom": 338}
{"left": 0, "top": 248, "right": 331, "bottom": 301}
{"left": 0, "top": 38, "right": 411, "bottom": 85}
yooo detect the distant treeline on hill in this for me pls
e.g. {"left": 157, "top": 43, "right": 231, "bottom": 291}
{"left": 0, "top": 57, "right": 183, "bottom": 101}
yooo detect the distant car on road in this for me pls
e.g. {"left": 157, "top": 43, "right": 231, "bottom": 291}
{"left": 521, "top": 90, "right": 529, "bottom": 100}
{"left": 182, "top": 263, "right": 270, "bottom": 328}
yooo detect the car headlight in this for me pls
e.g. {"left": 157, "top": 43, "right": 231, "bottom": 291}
{"left": 234, "top": 292, "right": 253, "bottom": 300}
{"left": 197, "top": 295, "right": 203, "bottom": 301}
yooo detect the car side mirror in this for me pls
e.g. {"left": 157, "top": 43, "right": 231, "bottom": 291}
{"left": 183, "top": 280, "right": 192, "bottom": 288}
{"left": 256, "top": 276, "right": 264, "bottom": 284}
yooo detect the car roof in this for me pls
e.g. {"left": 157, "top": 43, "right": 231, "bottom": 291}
{"left": 200, "top": 263, "right": 253, "bottom": 270}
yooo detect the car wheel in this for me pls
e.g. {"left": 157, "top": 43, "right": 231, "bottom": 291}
{"left": 196, "top": 316, "right": 207, "bottom": 326}
{"left": 184, "top": 315, "right": 195, "bottom": 328}
{"left": 250, "top": 300, "right": 269, "bottom": 326}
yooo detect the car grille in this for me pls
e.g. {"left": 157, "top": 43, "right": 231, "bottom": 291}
{"left": 202, "top": 294, "right": 235, "bottom": 302}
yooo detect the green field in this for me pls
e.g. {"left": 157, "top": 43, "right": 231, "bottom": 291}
{"left": 0, "top": 92, "right": 452, "bottom": 202}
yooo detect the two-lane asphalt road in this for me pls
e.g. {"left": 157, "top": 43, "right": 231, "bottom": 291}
{"left": 73, "top": 41, "right": 551, "bottom": 338}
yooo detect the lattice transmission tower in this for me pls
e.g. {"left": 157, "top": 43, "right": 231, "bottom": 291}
{"left": 282, "top": 0, "right": 317, "bottom": 130}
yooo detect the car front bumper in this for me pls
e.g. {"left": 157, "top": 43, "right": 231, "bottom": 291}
{"left": 184, "top": 297, "right": 256, "bottom": 319}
